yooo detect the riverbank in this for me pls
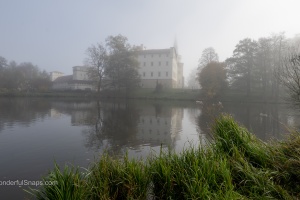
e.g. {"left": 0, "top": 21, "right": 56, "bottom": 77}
{"left": 27, "top": 115, "right": 300, "bottom": 199}
{"left": 0, "top": 89, "right": 288, "bottom": 103}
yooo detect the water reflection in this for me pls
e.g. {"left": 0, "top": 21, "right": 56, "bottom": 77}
{"left": 73, "top": 101, "right": 186, "bottom": 155}
{"left": 0, "top": 98, "right": 51, "bottom": 131}
{"left": 0, "top": 98, "right": 300, "bottom": 199}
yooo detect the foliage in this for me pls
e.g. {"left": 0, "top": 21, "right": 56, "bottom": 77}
{"left": 29, "top": 114, "right": 300, "bottom": 199}
{"left": 198, "top": 61, "right": 227, "bottom": 99}
{"left": 84, "top": 35, "right": 141, "bottom": 96}
{"left": 225, "top": 33, "right": 288, "bottom": 100}
{"left": 0, "top": 59, "right": 51, "bottom": 91}
{"left": 226, "top": 38, "right": 258, "bottom": 96}
{"left": 0, "top": 56, "right": 7, "bottom": 69}
{"left": 275, "top": 47, "right": 300, "bottom": 104}
{"left": 105, "top": 35, "right": 140, "bottom": 95}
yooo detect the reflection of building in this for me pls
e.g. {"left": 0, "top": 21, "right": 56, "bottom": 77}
{"left": 50, "top": 101, "right": 184, "bottom": 149}
{"left": 51, "top": 101, "right": 96, "bottom": 125}
{"left": 136, "top": 105, "right": 183, "bottom": 146}
{"left": 136, "top": 47, "right": 184, "bottom": 88}
{"left": 50, "top": 108, "right": 62, "bottom": 118}
{"left": 50, "top": 66, "right": 95, "bottom": 91}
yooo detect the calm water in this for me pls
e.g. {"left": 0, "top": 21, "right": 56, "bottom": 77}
{"left": 0, "top": 98, "right": 299, "bottom": 199}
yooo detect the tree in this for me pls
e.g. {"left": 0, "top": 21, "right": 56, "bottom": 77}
{"left": 226, "top": 38, "right": 258, "bottom": 96}
{"left": 85, "top": 43, "right": 107, "bottom": 93}
{"left": 187, "top": 68, "right": 200, "bottom": 89}
{"left": 198, "top": 47, "right": 219, "bottom": 70}
{"left": 256, "top": 37, "right": 272, "bottom": 97}
{"left": 0, "top": 60, "right": 51, "bottom": 91}
{"left": 105, "top": 35, "right": 140, "bottom": 96}
{"left": 275, "top": 47, "right": 300, "bottom": 104}
{"left": 270, "top": 33, "right": 287, "bottom": 100}
{"left": 198, "top": 62, "right": 227, "bottom": 99}
{"left": 0, "top": 56, "right": 7, "bottom": 69}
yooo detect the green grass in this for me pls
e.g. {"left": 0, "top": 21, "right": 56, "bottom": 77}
{"left": 131, "top": 88, "right": 201, "bottom": 101}
{"left": 27, "top": 114, "right": 300, "bottom": 199}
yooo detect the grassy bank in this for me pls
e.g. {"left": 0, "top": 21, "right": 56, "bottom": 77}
{"left": 0, "top": 88, "right": 201, "bottom": 101}
{"left": 0, "top": 89, "right": 288, "bottom": 103}
{"left": 27, "top": 114, "right": 300, "bottom": 199}
{"left": 0, "top": 90, "right": 94, "bottom": 98}
{"left": 130, "top": 88, "right": 201, "bottom": 101}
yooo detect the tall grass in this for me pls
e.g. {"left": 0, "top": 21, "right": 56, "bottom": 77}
{"left": 27, "top": 114, "right": 300, "bottom": 199}
{"left": 26, "top": 164, "right": 88, "bottom": 200}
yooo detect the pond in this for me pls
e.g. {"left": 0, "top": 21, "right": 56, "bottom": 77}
{"left": 0, "top": 98, "right": 299, "bottom": 199}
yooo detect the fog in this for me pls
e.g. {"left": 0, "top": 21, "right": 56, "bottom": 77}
{"left": 1, "top": 0, "right": 300, "bottom": 79}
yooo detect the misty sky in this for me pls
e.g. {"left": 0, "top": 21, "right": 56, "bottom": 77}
{"left": 1, "top": 0, "right": 300, "bottom": 80}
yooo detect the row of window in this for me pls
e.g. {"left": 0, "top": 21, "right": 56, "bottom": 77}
{"left": 143, "top": 61, "right": 168, "bottom": 67}
{"left": 141, "top": 53, "right": 169, "bottom": 58}
{"left": 142, "top": 71, "right": 169, "bottom": 77}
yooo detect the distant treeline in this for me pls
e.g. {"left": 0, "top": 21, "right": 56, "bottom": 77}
{"left": 0, "top": 58, "right": 51, "bottom": 92}
{"left": 192, "top": 33, "right": 300, "bottom": 102}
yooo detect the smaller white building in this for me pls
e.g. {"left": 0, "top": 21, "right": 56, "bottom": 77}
{"left": 50, "top": 71, "right": 64, "bottom": 81}
{"left": 50, "top": 66, "right": 95, "bottom": 91}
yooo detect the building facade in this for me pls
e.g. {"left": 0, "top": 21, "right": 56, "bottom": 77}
{"left": 136, "top": 47, "right": 184, "bottom": 89}
{"left": 50, "top": 66, "right": 95, "bottom": 91}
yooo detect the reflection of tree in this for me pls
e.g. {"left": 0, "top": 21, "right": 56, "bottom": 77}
{"left": 83, "top": 101, "right": 140, "bottom": 155}
{"left": 199, "top": 102, "right": 289, "bottom": 141}
{"left": 82, "top": 100, "right": 186, "bottom": 155}
{"left": 196, "top": 101, "right": 223, "bottom": 140}
{"left": 0, "top": 98, "right": 51, "bottom": 132}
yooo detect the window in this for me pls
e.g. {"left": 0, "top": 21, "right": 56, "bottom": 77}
{"left": 158, "top": 72, "right": 161, "bottom": 77}
{"left": 151, "top": 54, "right": 153, "bottom": 58}
{"left": 151, "top": 62, "right": 153, "bottom": 66}
{"left": 151, "top": 72, "right": 153, "bottom": 77}
{"left": 166, "top": 72, "right": 168, "bottom": 77}
{"left": 143, "top": 62, "right": 146, "bottom": 66}
{"left": 159, "top": 61, "right": 161, "bottom": 66}
{"left": 166, "top": 61, "right": 168, "bottom": 66}
{"left": 143, "top": 72, "right": 145, "bottom": 77}
{"left": 159, "top": 54, "right": 161, "bottom": 57}
{"left": 166, "top": 53, "right": 169, "bottom": 57}
{"left": 144, "top": 55, "right": 146, "bottom": 58}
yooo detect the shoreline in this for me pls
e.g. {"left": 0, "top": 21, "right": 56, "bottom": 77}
{"left": 0, "top": 89, "right": 289, "bottom": 104}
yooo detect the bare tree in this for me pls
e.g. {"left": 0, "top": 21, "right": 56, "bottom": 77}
{"left": 198, "top": 47, "right": 219, "bottom": 70}
{"left": 275, "top": 47, "right": 300, "bottom": 103}
{"left": 85, "top": 43, "right": 107, "bottom": 93}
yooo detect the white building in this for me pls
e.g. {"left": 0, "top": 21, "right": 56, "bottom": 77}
{"left": 50, "top": 71, "right": 64, "bottom": 81}
{"left": 50, "top": 66, "right": 95, "bottom": 91}
{"left": 136, "top": 47, "right": 184, "bottom": 89}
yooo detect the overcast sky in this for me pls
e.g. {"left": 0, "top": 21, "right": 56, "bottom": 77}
{"left": 1, "top": 0, "right": 300, "bottom": 79}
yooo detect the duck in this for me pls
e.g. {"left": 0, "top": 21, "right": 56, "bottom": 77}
{"left": 196, "top": 100, "right": 203, "bottom": 105}
{"left": 259, "top": 113, "right": 268, "bottom": 117}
